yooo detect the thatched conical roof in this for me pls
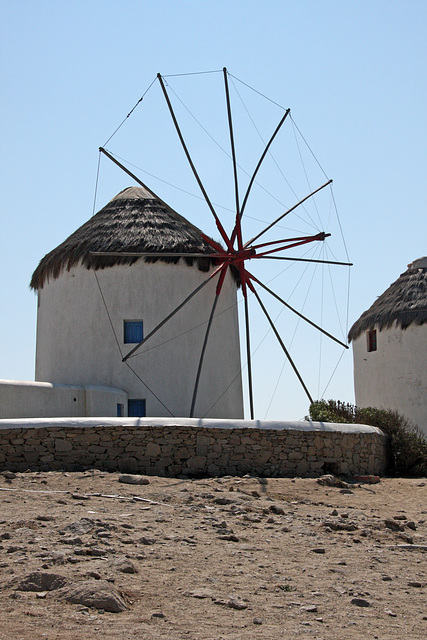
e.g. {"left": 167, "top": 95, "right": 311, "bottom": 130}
{"left": 348, "top": 257, "right": 427, "bottom": 342}
{"left": 30, "top": 186, "right": 220, "bottom": 290}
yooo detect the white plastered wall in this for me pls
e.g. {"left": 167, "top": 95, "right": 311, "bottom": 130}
{"left": 35, "top": 261, "right": 243, "bottom": 419}
{"left": 0, "top": 380, "right": 127, "bottom": 419}
{"left": 352, "top": 323, "right": 427, "bottom": 436}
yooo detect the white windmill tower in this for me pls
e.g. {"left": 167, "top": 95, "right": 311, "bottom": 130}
{"left": 31, "top": 186, "right": 244, "bottom": 419}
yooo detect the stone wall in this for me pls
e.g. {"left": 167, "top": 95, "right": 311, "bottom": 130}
{"left": 0, "top": 419, "right": 387, "bottom": 477}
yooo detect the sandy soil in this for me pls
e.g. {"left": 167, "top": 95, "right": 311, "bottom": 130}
{"left": 0, "top": 470, "right": 426, "bottom": 640}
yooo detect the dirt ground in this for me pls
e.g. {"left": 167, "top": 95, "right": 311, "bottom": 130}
{"left": 0, "top": 470, "right": 426, "bottom": 640}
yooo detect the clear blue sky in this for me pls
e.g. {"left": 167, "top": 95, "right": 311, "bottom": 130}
{"left": 1, "top": 1, "right": 426, "bottom": 419}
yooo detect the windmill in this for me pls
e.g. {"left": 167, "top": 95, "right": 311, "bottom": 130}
{"left": 92, "top": 68, "right": 352, "bottom": 419}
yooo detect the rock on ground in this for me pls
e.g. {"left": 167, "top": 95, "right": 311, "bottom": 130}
{"left": 58, "top": 580, "right": 127, "bottom": 613}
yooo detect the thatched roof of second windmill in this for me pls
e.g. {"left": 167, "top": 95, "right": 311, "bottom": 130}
{"left": 348, "top": 257, "right": 427, "bottom": 342}
{"left": 31, "top": 186, "right": 222, "bottom": 290}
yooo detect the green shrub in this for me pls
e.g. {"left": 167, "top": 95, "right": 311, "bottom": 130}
{"left": 308, "top": 399, "right": 427, "bottom": 477}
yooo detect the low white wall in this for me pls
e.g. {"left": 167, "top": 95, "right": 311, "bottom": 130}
{"left": 0, "top": 380, "right": 127, "bottom": 419}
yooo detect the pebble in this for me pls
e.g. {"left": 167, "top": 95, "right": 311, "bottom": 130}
{"left": 62, "top": 518, "right": 95, "bottom": 535}
{"left": 385, "top": 609, "right": 397, "bottom": 617}
{"left": 87, "top": 571, "right": 102, "bottom": 580}
{"left": 351, "top": 598, "right": 371, "bottom": 607}
{"left": 323, "top": 520, "right": 358, "bottom": 532}
{"left": 398, "top": 533, "right": 414, "bottom": 544}
{"left": 301, "top": 605, "right": 318, "bottom": 613}
{"left": 310, "top": 548, "right": 326, "bottom": 554}
{"left": 218, "top": 534, "right": 240, "bottom": 542}
{"left": 2, "top": 471, "right": 17, "bottom": 480}
{"left": 384, "top": 518, "right": 404, "bottom": 532}
{"left": 115, "top": 558, "right": 138, "bottom": 574}
{"left": 227, "top": 598, "right": 248, "bottom": 610}
{"left": 187, "top": 588, "right": 214, "bottom": 599}
{"left": 269, "top": 504, "right": 285, "bottom": 515}
{"left": 317, "top": 474, "right": 347, "bottom": 487}
{"left": 119, "top": 475, "right": 150, "bottom": 485}
{"left": 213, "top": 497, "right": 234, "bottom": 505}
{"left": 62, "top": 537, "right": 84, "bottom": 545}
{"left": 17, "top": 571, "right": 70, "bottom": 592}
{"left": 74, "top": 548, "right": 106, "bottom": 557}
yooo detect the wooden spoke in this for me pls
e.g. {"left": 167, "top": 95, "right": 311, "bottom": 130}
{"left": 99, "top": 147, "right": 183, "bottom": 217}
{"left": 157, "top": 74, "right": 232, "bottom": 249}
{"left": 90, "top": 251, "right": 222, "bottom": 259}
{"left": 246, "top": 269, "right": 348, "bottom": 349}
{"left": 223, "top": 68, "right": 241, "bottom": 225}
{"left": 244, "top": 179, "right": 333, "bottom": 247}
{"left": 123, "top": 264, "right": 223, "bottom": 362}
{"left": 258, "top": 256, "right": 353, "bottom": 267}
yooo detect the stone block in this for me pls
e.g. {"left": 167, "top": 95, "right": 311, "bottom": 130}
{"left": 186, "top": 455, "right": 207, "bottom": 469}
{"left": 252, "top": 450, "right": 272, "bottom": 464}
{"left": 55, "top": 439, "right": 73, "bottom": 453}
{"left": 196, "top": 446, "right": 208, "bottom": 456}
{"left": 87, "top": 445, "right": 106, "bottom": 454}
{"left": 118, "top": 457, "right": 139, "bottom": 474}
{"left": 296, "top": 460, "right": 309, "bottom": 475}
{"left": 24, "top": 450, "right": 40, "bottom": 464}
{"left": 145, "top": 442, "right": 161, "bottom": 458}
{"left": 40, "top": 454, "right": 55, "bottom": 463}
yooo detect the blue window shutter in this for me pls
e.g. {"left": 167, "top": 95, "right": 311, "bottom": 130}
{"left": 124, "top": 321, "right": 143, "bottom": 343}
{"left": 128, "top": 399, "right": 146, "bottom": 417}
